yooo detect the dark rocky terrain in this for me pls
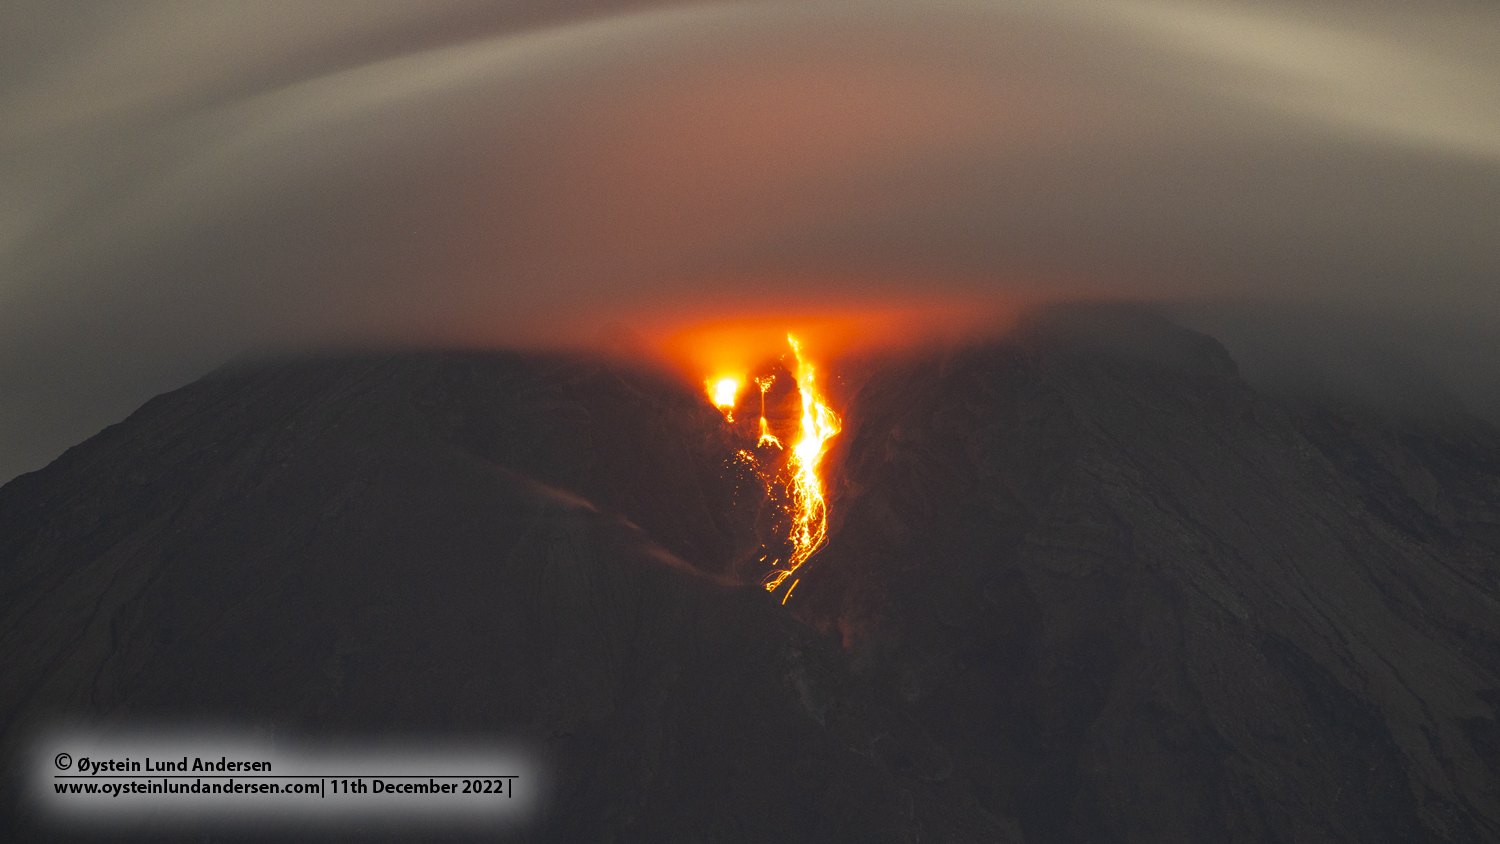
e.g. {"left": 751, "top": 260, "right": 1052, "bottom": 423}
{"left": 2, "top": 308, "right": 1499, "bottom": 842}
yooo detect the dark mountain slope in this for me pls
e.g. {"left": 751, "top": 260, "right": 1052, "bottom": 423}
{"left": 797, "top": 308, "right": 1500, "bottom": 842}
{"left": 0, "top": 352, "right": 1008, "bottom": 842}
{"left": 1, "top": 313, "right": 1499, "bottom": 842}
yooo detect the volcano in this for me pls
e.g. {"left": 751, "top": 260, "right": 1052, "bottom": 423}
{"left": 2, "top": 307, "right": 1499, "bottom": 842}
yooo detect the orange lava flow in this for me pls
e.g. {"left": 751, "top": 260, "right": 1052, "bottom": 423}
{"left": 705, "top": 334, "right": 840, "bottom": 604}
{"left": 755, "top": 377, "right": 782, "bottom": 448}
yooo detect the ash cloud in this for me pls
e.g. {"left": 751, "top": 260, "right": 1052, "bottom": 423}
{"left": 2, "top": 0, "right": 1499, "bottom": 481}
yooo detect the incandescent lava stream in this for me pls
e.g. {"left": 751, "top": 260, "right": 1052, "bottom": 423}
{"left": 702, "top": 335, "right": 842, "bottom": 604}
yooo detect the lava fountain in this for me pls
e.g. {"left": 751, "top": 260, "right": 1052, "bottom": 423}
{"left": 704, "top": 334, "right": 840, "bottom": 603}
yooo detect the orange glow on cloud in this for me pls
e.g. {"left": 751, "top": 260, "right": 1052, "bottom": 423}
{"left": 643, "top": 295, "right": 1019, "bottom": 383}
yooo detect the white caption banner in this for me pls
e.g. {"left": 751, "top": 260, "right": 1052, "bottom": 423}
{"left": 28, "top": 728, "right": 539, "bottom": 833}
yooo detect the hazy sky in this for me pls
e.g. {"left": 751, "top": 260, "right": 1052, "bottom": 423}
{"left": 3, "top": 0, "right": 1499, "bottom": 481}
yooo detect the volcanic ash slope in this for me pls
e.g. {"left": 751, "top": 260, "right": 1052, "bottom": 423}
{"left": 2, "top": 312, "right": 1499, "bottom": 843}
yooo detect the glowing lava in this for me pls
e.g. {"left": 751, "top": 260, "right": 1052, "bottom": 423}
{"left": 708, "top": 376, "right": 740, "bottom": 420}
{"left": 706, "top": 334, "right": 840, "bottom": 603}
{"left": 755, "top": 377, "right": 782, "bottom": 448}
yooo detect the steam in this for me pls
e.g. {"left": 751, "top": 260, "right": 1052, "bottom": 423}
{"left": 3, "top": 0, "right": 1499, "bottom": 480}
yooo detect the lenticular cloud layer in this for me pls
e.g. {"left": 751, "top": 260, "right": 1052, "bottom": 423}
{"left": 1, "top": 0, "right": 1498, "bottom": 480}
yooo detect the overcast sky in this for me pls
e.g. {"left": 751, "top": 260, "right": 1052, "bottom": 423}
{"left": 2, "top": 0, "right": 1499, "bottom": 481}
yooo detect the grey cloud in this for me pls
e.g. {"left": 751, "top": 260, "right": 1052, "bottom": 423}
{"left": 2, "top": 0, "right": 1498, "bottom": 481}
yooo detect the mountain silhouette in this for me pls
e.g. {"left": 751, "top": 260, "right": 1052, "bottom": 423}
{"left": 3, "top": 307, "right": 1498, "bottom": 842}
